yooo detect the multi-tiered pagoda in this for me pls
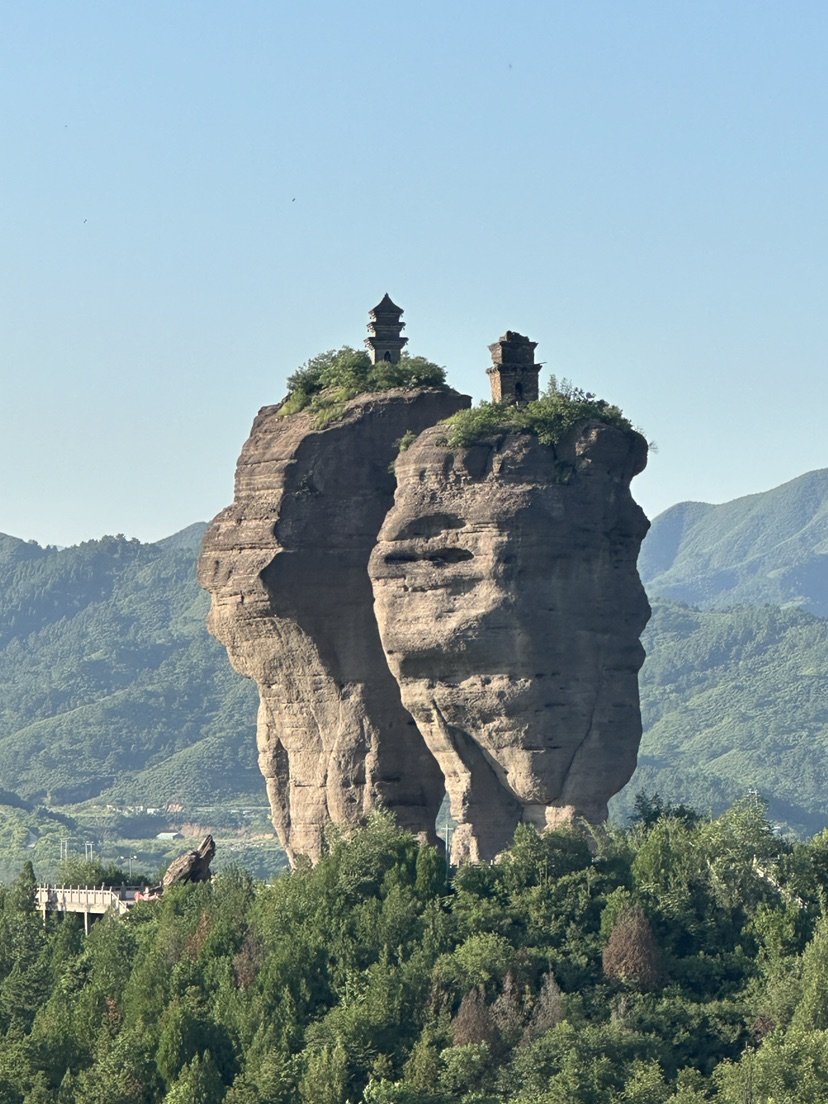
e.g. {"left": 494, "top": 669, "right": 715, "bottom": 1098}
{"left": 365, "top": 293, "right": 408, "bottom": 365}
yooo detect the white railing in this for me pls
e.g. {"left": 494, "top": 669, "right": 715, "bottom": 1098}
{"left": 36, "top": 885, "right": 142, "bottom": 918}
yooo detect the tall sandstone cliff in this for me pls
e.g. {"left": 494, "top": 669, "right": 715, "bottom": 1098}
{"left": 369, "top": 420, "right": 650, "bottom": 863}
{"left": 198, "top": 388, "right": 468, "bottom": 863}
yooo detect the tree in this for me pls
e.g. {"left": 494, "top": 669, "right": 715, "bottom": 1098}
{"left": 74, "top": 1027, "right": 162, "bottom": 1104}
{"left": 714, "top": 1029, "right": 828, "bottom": 1104}
{"left": 522, "top": 971, "right": 565, "bottom": 1043}
{"left": 298, "top": 1041, "right": 349, "bottom": 1104}
{"left": 164, "top": 1052, "right": 226, "bottom": 1104}
{"left": 603, "top": 905, "right": 661, "bottom": 992}
{"left": 22, "top": 1072, "right": 54, "bottom": 1104}
{"left": 451, "top": 987, "right": 498, "bottom": 1048}
{"left": 630, "top": 792, "right": 700, "bottom": 830}
{"left": 490, "top": 972, "right": 525, "bottom": 1048}
{"left": 791, "top": 915, "right": 828, "bottom": 1031}
{"left": 700, "top": 795, "right": 784, "bottom": 912}
{"left": 0, "top": 863, "right": 48, "bottom": 1035}
{"left": 156, "top": 995, "right": 235, "bottom": 1088}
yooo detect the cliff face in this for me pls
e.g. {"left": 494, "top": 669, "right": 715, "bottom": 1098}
{"left": 369, "top": 420, "right": 650, "bottom": 863}
{"left": 198, "top": 388, "right": 469, "bottom": 863}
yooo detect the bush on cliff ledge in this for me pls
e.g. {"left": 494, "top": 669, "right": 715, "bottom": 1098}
{"left": 443, "top": 375, "right": 634, "bottom": 448}
{"left": 280, "top": 346, "right": 447, "bottom": 425}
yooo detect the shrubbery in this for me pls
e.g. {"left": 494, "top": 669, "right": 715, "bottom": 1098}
{"left": 280, "top": 347, "right": 447, "bottom": 427}
{"left": 443, "top": 375, "right": 634, "bottom": 448}
{"left": 2, "top": 797, "right": 828, "bottom": 1101}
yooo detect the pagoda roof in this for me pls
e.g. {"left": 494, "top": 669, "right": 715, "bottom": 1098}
{"left": 370, "top": 292, "right": 404, "bottom": 316}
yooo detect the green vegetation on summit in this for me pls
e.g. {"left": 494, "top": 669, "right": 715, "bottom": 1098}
{"left": 279, "top": 346, "right": 447, "bottom": 425}
{"left": 443, "top": 376, "right": 635, "bottom": 448}
{"left": 3, "top": 805, "right": 828, "bottom": 1102}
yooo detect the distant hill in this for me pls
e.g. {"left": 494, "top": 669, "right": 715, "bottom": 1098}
{"left": 612, "top": 599, "right": 828, "bottom": 834}
{"left": 639, "top": 468, "right": 828, "bottom": 616}
{"left": 1, "top": 465, "right": 827, "bottom": 838}
{"left": 153, "top": 521, "right": 208, "bottom": 552}
{"left": 0, "top": 528, "right": 259, "bottom": 808}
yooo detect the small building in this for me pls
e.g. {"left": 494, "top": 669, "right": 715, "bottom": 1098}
{"left": 156, "top": 831, "right": 182, "bottom": 841}
{"left": 365, "top": 293, "right": 408, "bottom": 365}
{"left": 487, "top": 330, "right": 539, "bottom": 405}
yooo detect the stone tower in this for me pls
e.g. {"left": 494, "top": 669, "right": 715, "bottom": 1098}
{"left": 365, "top": 293, "right": 408, "bottom": 365}
{"left": 487, "top": 330, "right": 539, "bottom": 404}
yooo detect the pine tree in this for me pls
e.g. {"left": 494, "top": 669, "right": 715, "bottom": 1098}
{"left": 522, "top": 970, "right": 565, "bottom": 1043}
{"left": 0, "top": 863, "right": 48, "bottom": 1035}
{"left": 451, "top": 987, "right": 498, "bottom": 1048}
{"left": 164, "top": 1052, "right": 226, "bottom": 1104}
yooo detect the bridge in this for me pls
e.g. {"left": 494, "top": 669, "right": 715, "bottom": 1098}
{"left": 36, "top": 885, "right": 148, "bottom": 932}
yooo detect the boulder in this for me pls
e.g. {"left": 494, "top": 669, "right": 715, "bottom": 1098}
{"left": 160, "top": 834, "right": 215, "bottom": 888}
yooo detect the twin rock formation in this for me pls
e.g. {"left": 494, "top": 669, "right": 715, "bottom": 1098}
{"left": 198, "top": 317, "right": 650, "bottom": 865}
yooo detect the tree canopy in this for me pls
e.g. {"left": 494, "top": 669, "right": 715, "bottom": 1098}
{"left": 2, "top": 802, "right": 828, "bottom": 1102}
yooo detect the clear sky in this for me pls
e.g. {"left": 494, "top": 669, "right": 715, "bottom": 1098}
{"left": 2, "top": 2, "right": 826, "bottom": 547}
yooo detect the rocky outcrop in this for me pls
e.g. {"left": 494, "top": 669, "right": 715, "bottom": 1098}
{"left": 159, "top": 835, "right": 216, "bottom": 889}
{"left": 198, "top": 388, "right": 469, "bottom": 864}
{"left": 369, "top": 420, "right": 650, "bottom": 863}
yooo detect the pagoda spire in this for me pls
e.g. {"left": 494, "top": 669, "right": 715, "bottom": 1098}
{"left": 365, "top": 293, "right": 408, "bottom": 365}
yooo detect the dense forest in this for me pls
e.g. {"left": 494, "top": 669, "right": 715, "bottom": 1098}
{"left": 0, "top": 529, "right": 259, "bottom": 810}
{"left": 2, "top": 800, "right": 828, "bottom": 1103}
{"left": 616, "top": 600, "right": 828, "bottom": 834}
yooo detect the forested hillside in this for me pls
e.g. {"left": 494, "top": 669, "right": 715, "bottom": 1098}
{"left": 0, "top": 529, "right": 259, "bottom": 808}
{"left": 639, "top": 468, "right": 828, "bottom": 616}
{"left": 2, "top": 806, "right": 828, "bottom": 1103}
{"left": 613, "top": 601, "right": 828, "bottom": 834}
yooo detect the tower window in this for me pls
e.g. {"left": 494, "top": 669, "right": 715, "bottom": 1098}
{"left": 384, "top": 350, "right": 392, "bottom": 362}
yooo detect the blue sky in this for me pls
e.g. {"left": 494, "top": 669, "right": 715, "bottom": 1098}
{"left": 2, "top": 2, "right": 826, "bottom": 546}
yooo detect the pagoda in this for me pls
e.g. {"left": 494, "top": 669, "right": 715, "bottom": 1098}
{"left": 486, "top": 330, "right": 539, "bottom": 405}
{"left": 365, "top": 293, "right": 408, "bottom": 365}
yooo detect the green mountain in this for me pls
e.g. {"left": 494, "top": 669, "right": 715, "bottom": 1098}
{"left": 623, "top": 470, "right": 828, "bottom": 831}
{"left": 639, "top": 468, "right": 828, "bottom": 616}
{"left": 0, "top": 528, "right": 259, "bottom": 808}
{"left": 613, "top": 600, "right": 828, "bottom": 834}
{"left": 1, "top": 464, "right": 826, "bottom": 838}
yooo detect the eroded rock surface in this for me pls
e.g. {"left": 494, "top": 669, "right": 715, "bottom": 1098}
{"left": 369, "top": 421, "right": 650, "bottom": 863}
{"left": 160, "top": 835, "right": 216, "bottom": 889}
{"left": 198, "top": 388, "right": 468, "bottom": 863}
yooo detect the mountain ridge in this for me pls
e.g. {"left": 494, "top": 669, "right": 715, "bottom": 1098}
{"left": 640, "top": 467, "right": 828, "bottom": 616}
